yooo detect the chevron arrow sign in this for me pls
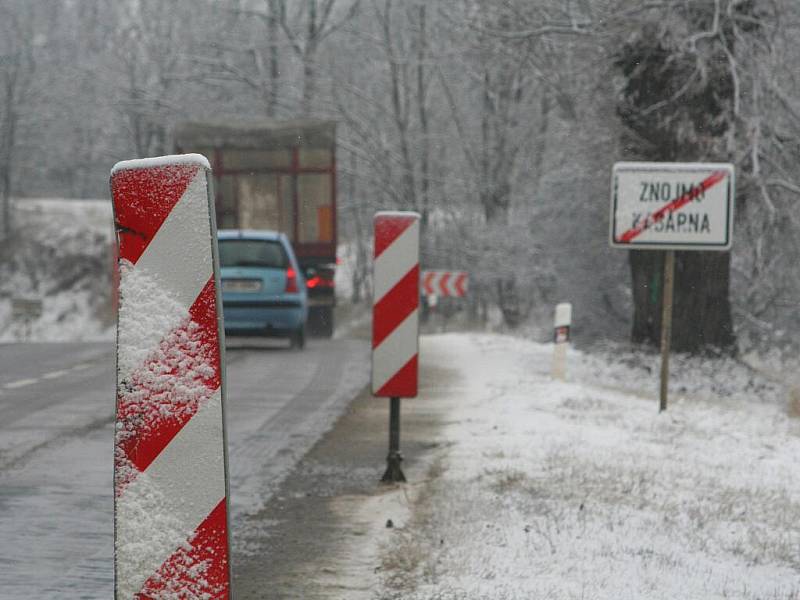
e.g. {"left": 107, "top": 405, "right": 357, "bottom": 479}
{"left": 421, "top": 270, "right": 468, "bottom": 298}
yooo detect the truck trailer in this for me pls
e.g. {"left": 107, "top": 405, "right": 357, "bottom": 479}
{"left": 174, "top": 119, "right": 337, "bottom": 336}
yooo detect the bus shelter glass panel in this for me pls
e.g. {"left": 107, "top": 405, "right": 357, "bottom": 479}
{"left": 299, "top": 148, "right": 332, "bottom": 168}
{"left": 297, "top": 174, "right": 332, "bottom": 243}
{"left": 237, "top": 174, "right": 281, "bottom": 231}
{"left": 215, "top": 175, "right": 238, "bottom": 229}
{"left": 223, "top": 149, "right": 291, "bottom": 170}
{"left": 280, "top": 175, "right": 295, "bottom": 240}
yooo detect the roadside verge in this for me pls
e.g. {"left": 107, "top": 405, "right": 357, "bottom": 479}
{"left": 231, "top": 338, "right": 457, "bottom": 599}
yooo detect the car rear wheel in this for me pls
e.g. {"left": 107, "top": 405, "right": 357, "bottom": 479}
{"left": 290, "top": 325, "right": 306, "bottom": 350}
{"left": 309, "top": 306, "right": 334, "bottom": 338}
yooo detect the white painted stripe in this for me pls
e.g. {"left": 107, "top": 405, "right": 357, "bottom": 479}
{"left": 71, "top": 363, "right": 92, "bottom": 371}
{"left": 372, "top": 309, "right": 418, "bottom": 393}
{"left": 116, "top": 390, "right": 226, "bottom": 598}
{"left": 134, "top": 170, "right": 213, "bottom": 311}
{"left": 116, "top": 170, "right": 214, "bottom": 382}
{"left": 4, "top": 378, "right": 38, "bottom": 389}
{"left": 373, "top": 220, "right": 419, "bottom": 303}
{"left": 448, "top": 276, "right": 461, "bottom": 297}
{"left": 42, "top": 370, "right": 68, "bottom": 379}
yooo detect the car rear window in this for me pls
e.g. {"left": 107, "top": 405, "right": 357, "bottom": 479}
{"left": 218, "top": 239, "right": 288, "bottom": 269}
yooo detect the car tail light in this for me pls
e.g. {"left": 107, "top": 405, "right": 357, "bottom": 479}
{"left": 306, "top": 275, "right": 334, "bottom": 290}
{"left": 285, "top": 267, "right": 299, "bottom": 293}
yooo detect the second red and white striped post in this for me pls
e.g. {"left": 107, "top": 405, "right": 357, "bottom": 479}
{"left": 372, "top": 211, "right": 420, "bottom": 483}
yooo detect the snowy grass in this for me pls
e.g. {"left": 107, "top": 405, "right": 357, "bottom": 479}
{"left": 0, "top": 198, "right": 114, "bottom": 342}
{"left": 375, "top": 333, "right": 800, "bottom": 600}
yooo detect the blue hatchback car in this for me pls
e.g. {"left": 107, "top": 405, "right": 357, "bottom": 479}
{"left": 217, "top": 230, "right": 308, "bottom": 348}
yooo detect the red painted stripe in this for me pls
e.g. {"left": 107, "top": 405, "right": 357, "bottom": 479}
{"left": 115, "top": 278, "right": 221, "bottom": 493}
{"left": 373, "top": 265, "right": 419, "bottom": 349}
{"left": 374, "top": 215, "right": 416, "bottom": 259}
{"left": 454, "top": 273, "right": 467, "bottom": 297}
{"left": 438, "top": 272, "right": 451, "bottom": 297}
{"left": 377, "top": 354, "right": 418, "bottom": 398}
{"left": 136, "top": 498, "right": 229, "bottom": 599}
{"left": 111, "top": 164, "right": 200, "bottom": 265}
{"left": 617, "top": 170, "right": 726, "bottom": 243}
{"left": 422, "top": 271, "right": 436, "bottom": 295}
{"left": 188, "top": 277, "right": 223, "bottom": 375}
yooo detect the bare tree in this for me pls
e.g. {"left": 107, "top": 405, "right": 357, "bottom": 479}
{"left": 111, "top": 0, "right": 204, "bottom": 157}
{"left": 278, "top": 0, "right": 360, "bottom": 113}
{"left": 0, "top": 0, "right": 36, "bottom": 239}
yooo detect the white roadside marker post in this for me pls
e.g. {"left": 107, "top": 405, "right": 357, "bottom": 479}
{"left": 552, "top": 303, "right": 572, "bottom": 381}
{"left": 110, "top": 154, "right": 232, "bottom": 599}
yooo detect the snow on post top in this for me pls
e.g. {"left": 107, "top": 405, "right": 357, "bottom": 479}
{"left": 110, "top": 153, "right": 211, "bottom": 176}
{"left": 374, "top": 210, "right": 421, "bottom": 219}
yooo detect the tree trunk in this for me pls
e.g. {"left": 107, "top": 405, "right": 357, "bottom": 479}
{"left": 267, "top": 0, "right": 280, "bottom": 117}
{"left": 630, "top": 250, "right": 735, "bottom": 354}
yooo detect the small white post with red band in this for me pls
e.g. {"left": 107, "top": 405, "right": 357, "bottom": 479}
{"left": 610, "top": 161, "right": 735, "bottom": 411}
{"left": 552, "top": 303, "right": 572, "bottom": 381}
{"left": 372, "top": 211, "right": 420, "bottom": 483}
{"left": 110, "top": 154, "right": 231, "bottom": 599}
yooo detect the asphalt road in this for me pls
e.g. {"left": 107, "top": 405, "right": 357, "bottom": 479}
{"left": 0, "top": 336, "right": 369, "bottom": 599}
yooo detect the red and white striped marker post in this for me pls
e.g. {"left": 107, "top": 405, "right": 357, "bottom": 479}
{"left": 372, "top": 211, "right": 420, "bottom": 483}
{"left": 110, "top": 155, "right": 231, "bottom": 600}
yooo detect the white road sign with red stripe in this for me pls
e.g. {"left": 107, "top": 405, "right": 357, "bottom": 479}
{"left": 610, "top": 162, "right": 735, "bottom": 251}
{"left": 422, "top": 270, "right": 468, "bottom": 297}
{"left": 111, "top": 154, "right": 231, "bottom": 599}
{"left": 372, "top": 211, "right": 420, "bottom": 398}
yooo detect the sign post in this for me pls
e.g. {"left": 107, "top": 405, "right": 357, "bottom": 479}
{"left": 110, "top": 154, "right": 231, "bottom": 599}
{"left": 610, "top": 162, "right": 735, "bottom": 411}
{"left": 372, "top": 211, "right": 420, "bottom": 483}
{"left": 659, "top": 251, "right": 675, "bottom": 412}
{"left": 11, "top": 297, "right": 42, "bottom": 340}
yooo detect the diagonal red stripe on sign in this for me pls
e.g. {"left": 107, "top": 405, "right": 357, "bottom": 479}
{"left": 377, "top": 353, "right": 418, "bottom": 398}
{"left": 373, "top": 265, "right": 419, "bottom": 349}
{"left": 136, "top": 498, "right": 229, "bottom": 600}
{"left": 112, "top": 165, "right": 200, "bottom": 265}
{"left": 617, "top": 170, "right": 727, "bottom": 243}
{"left": 374, "top": 216, "right": 417, "bottom": 259}
{"left": 115, "top": 277, "right": 220, "bottom": 494}
{"left": 188, "top": 277, "right": 223, "bottom": 377}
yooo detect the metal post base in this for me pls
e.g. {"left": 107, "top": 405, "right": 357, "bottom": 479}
{"left": 381, "top": 450, "right": 406, "bottom": 483}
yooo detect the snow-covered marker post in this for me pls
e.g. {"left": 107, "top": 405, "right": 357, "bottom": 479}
{"left": 551, "top": 303, "right": 572, "bottom": 381}
{"left": 372, "top": 211, "right": 420, "bottom": 483}
{"left": 110, "top": 155, "right": 231, "bottom": 599}
{"left": 610, "top": 162, "right": 735, "bottom": 411}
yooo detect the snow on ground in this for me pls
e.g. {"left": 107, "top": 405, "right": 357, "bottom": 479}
{"left": 0, "top": 198, "right": 114, "bottom": 343}
{"left": 375, "top": 333, "right": 800, "bottom": 599}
